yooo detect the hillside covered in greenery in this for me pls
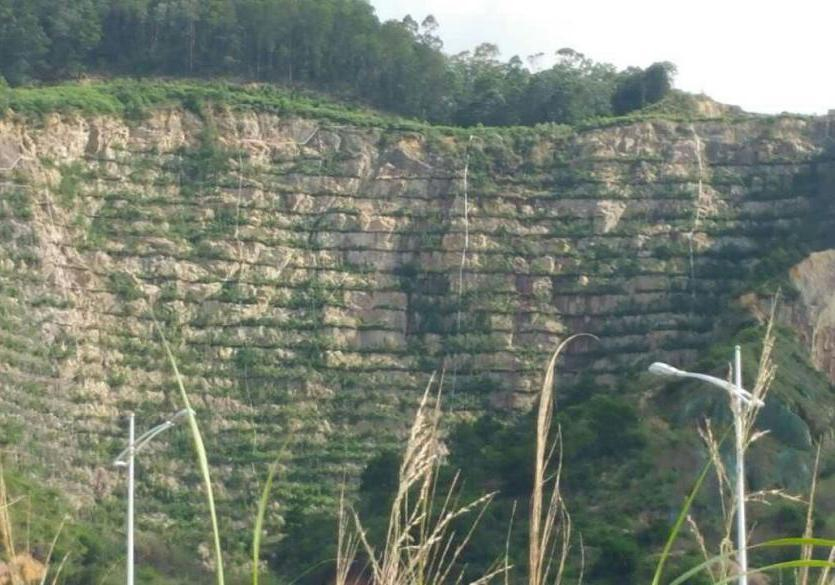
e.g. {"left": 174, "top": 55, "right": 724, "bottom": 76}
{"left": 0, "top": 0, "right": 676, "bottom": 125}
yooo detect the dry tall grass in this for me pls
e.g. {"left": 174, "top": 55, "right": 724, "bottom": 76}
{"left": 338, "top": 336, "right": 589, "bottom": 585}
{"left": 346, "top": 373, "right": 499, "bottom": 585}
{"left": 686, "top": 297, "right": 807, "bottom": 583}
{"left": 335, "top": 489, "right": 360, "bottom": 585}
{"left": 529, "top": 335, "right": 592, "bottom": 585}
{"left": 799, "top": 443, "right": 821, "bottom": 585}
{"left": 0, "top": 466, "right": 59, "bottom": 585}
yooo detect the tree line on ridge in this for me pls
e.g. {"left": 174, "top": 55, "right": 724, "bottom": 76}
{"left": 0, "top": 0, "right": 676, "bottom": 125}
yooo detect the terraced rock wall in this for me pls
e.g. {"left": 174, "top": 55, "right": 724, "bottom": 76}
{"left": 1, "top": 105, "right": 834, "bottom": 533}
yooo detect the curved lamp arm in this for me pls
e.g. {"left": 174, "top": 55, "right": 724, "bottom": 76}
{"left": 648, "top": 362, "right": 764, "bottom": 407}
{"left": 113, "top": 408, "right": 193, "bottom": 467}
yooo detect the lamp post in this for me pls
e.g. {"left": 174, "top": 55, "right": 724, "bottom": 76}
{"left": 113, "top": 409, "right": 192, "bottom": 585}
{"left": 649, "top": 345, "right": 763, "bottom": 585}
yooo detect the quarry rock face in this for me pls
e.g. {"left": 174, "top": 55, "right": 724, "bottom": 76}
{"left": 789, "top": 250, "right": 835, "bottom": 381}
{"left": 0, "top": 106, "right": 834, "bottom": 512}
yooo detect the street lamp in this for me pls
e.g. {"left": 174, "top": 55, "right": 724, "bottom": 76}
{"left": 113, "top": 409, "right": 192, "bottom": 585}
{"left": 649, "top": 345, "right": 763, "bottom": 585}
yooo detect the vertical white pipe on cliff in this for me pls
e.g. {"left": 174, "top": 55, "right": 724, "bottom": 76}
{"left": 127, "top": 412, "right": 135, "bottom": 585}
{"left": 734, "top": 345, "right": 748, "bottom": 585}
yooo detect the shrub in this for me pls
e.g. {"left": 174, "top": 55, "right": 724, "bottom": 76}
{"left": 107, "top": 272, "right": 142, "bottom": 301}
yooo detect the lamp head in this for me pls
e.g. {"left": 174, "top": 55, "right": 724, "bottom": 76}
{"left": 170, "top": 408, "right": 195, "bottom": 422}
{"left": 648, "top": 362, "right": 682, "bottom": 377}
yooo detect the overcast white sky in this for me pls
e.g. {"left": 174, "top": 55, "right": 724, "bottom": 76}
{"left": 371, "top": 0, "right": 835, "bottom": 115}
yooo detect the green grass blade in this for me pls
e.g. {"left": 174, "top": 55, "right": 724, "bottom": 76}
{"left": 152, "top": 315, "right": 225, "bottom": 585}
{"left": 667, "top": 550, "right": 735, "bottom": 585}
{"left": 253, "top": 455, "right": 282, "bottom": 585}
{"left": 665, "top": 538, "right": 835, "bottom": 585}
{"left": 651, "top": 427, "right": 731, "bottom": 585}
{"left": 756, "top": 537, "right": 835, "bottom": 549}
{"left": 673, "top": 560, "right": 835, "bottom": 585}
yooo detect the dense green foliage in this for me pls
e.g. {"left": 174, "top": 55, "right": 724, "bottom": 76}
{"left": 0, "top": 78, "right": 431, "bottom": 131}
{"left": 0, "top": 463, "right": 210, "bottom": 585}
{"left": 0, "top": 0, "right": 675, "bottom": 125}
{"left": 274, "top": 314, "right": 835, "bottom": 585}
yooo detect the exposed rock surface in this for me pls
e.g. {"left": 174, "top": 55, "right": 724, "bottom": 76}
{"left": 1, "top": 105, "right": 834, "bottom": 521}
{"left": 789, "top": 251, "right": 835, "bottom": 380}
